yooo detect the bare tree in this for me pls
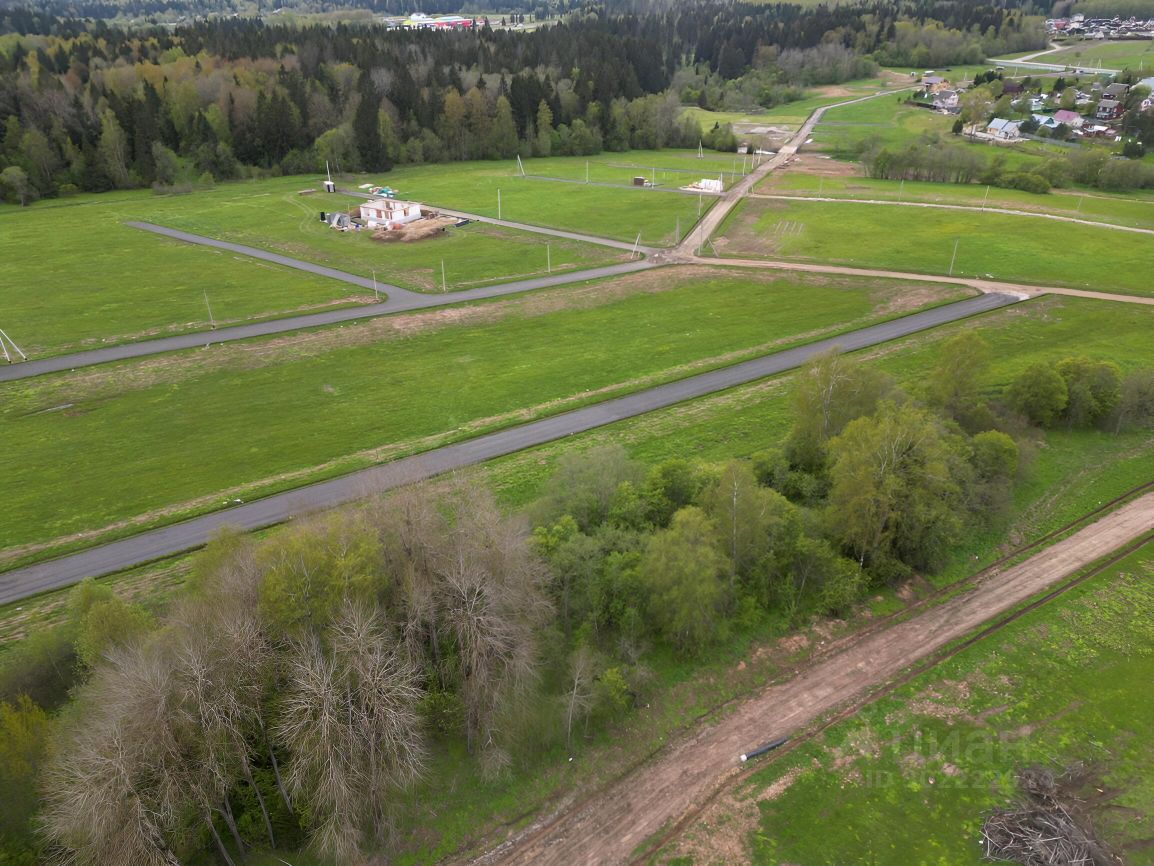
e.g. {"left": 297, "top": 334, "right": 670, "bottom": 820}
{"left": 40, "top": 642, "right": 189, "bottom": 866}
{"left": 429, "top": 483, "right": 552, "bottom": 771}
{"left": 276, "top": 603, "right": 426, "bottom": 863}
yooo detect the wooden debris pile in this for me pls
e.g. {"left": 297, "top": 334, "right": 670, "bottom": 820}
{"left": 981, "top": 765, "right": 1114, "bottom": 866}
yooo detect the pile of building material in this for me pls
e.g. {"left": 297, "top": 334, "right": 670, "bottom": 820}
{"left": 372, "top": 216, "right": 456, "bottom": 242}
{"left": 681, "top": 177, "right": 724, "bottom": 193}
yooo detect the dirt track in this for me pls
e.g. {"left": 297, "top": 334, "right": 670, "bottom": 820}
{"left": 476, "top": 492, "right": 1154, "bottom": 865}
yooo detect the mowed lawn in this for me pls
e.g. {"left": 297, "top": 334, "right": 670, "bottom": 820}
{"left": 742, "top": 540, "right": 1154, "bottom": 864}
{"left": 758, "top": 173, "right": 1154, "bottom": 229}
{"left": 0, "top": 269, "right": 972, "bottom": 557}
{"left": 0, "top": 193, "right": 368, "bottom": 357}
{"left": 136, "top": 183, "right": 627, "bottom": 292}
{"left": 714, "top": 198, "right": 1154, "bottom": 295}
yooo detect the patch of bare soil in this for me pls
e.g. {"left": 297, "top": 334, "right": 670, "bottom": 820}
{"left": 471, "top": 492, "right": 1154, "bottom": 865}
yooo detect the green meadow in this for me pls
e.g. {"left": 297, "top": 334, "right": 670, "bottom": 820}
{"left": 757, "top": 173, "right": 1154, "bottom": 229}
{"left": 325, "top": 156, "right": 713, "bottom": 243}
{"left": 0, "top": 181, "right": 623, "bottom": 356}
{"left": 0, "top": 192, "right": 365, "bottom": 357}
{"left": 0, "top": 268, "right": 964, "bottom": 561}
{"left": 134, "top": 183, "right": 627, "bottom": 291}
{"left": 740, "top": 539, "right": 1154, "bottom": 864}
{"left": 714, "top": 197, "right": 1154, "bottom": 296}
{"left": 1041, "top": 39, "right": 1154, "bottom": 73}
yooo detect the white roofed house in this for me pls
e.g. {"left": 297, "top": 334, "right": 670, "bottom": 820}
{"left": 986, "top": 118, "right": 1022, "bottom": 140}
{"left": 359, "top": 199, "right": 423, "bottom": 229}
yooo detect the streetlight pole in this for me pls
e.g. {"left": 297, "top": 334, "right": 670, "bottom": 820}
{"left": 948, "top": 238, "right": 960, "bottom": 276}
{"left": 204, "top": 291, "right": 216, "bottom": 329}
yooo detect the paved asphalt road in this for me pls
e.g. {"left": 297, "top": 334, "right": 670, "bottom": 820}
{"left": 0, "top": 291, "right": 1018, "bottom": 605}
{"left": 0, "top": 224, "right": 653, "bottom": 383}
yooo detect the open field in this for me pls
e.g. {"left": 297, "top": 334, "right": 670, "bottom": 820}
{"left": 0, "top": 267, "right": 967, "bottom": 564}
{"left": 0, "top": 180, "right": 626, "bottom": 356}
{"left": 757, "top": 169, "right": 1154, "bottom": 229}
{"left": 134, "top": 183, "right": 628, "bottom": 290}
{"left": 524, "top": 149, "right": 746, "bottom": 191}
{"left": 808, "top": 93, "right": 1079, "bottom": 173}
{"left": 0, "top": 191, "right": 370, "bottom": 358}
{"left": 713, "top": 197, "right": 1154, "bottom": 296}
{"left": 326, "top": 157, "right": 713, "bottom": 243}
{"left": 1040, "top": 39, "right": 1154, "bottom": 73}
{"left": 709, "top": 539, "right": 1154, "bottom": 864}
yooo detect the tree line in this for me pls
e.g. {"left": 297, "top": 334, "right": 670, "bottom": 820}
{"left": 5, "top": 332, "right": 1154, "bottom": 863}
{"left": 0, "top": 0, "right": 1046, "bottom": 203}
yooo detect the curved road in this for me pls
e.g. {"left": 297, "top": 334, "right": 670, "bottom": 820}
{"left": 0, "top": 292, "right": 1018, "bottom": 604}
{"left": 0, "top": 224, "right": 653, "bottom": 383}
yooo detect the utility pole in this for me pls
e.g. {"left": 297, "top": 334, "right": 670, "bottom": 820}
{"left": 441, "top": 259, "right": 447, "bottom": 292}
{"left": 547, "top": 243, "right": 551, "bottom": 273}
{"left": 586, "top": 161, "right": 589, "bottom": 184}
{"left": 982, "top": 184, "right": 990, "bottom": 210}
{"left": 497, "top": 189, "right": 501, "bottom": 220}
{"left": 372, "top": 268, "right": 379, "bottom": 302}
{"left": 899, "top": 178, "right": 904, "bottom": 201}
{"left": 698, "top": 194, "right": 702, "bottom": 217}
{"left": 204, "top": 291, "right": 216, "bottom": 329}
{"left": 948, "top": 238, "right": 960, "bottom": 276}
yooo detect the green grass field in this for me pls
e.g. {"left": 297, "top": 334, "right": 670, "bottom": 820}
{"left": 734, "top": 539, "right": 1154, "bottom": 864}
{"left": 757, "top": 173, "right": 1154, "bottom": 229}
{"left": 0, "top": 191, "right": 370, "bottom": 358}
{"left": 713, "top": 197, "right": 1154, "bottom": 296}
{"left": 1039, "top": 39, "right": 1154, "bottom": 73}
{"left": 809, "top": 93, "right": 1077, "bottom": 173}
{"left": 134, "top": 182, "right": 627, "bottom": 291}
{"left": 0, "top": 268, "right": 966, "bottom": 563}
{"left": 0, "top": 180, "right": 625, "bottom": 356}
{"left": 328, "top": 157, "right": 713, "bottom": 243}
{"left": 524, "top": 149, "right": 746, "bottom": 191}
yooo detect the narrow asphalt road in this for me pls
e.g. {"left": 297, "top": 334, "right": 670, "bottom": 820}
{"left": 0, "top": 224, "right": 653, "bottom": 383}
{"left": 749, "top": 193, "right": 1154, "bottom": 236}
{"left": 0, "top": 291, "right": 1018, "bottom": 604}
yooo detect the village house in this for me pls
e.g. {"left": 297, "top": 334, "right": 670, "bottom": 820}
{"left": 932, "top": 89, "right": 960, "bottom": 112}
{"left": 986, "top": 118, "right": 1022, "bottom": 140}
{"left": 1032, "top": 113, "right": 1059, "bottom": 131}
{"left": 921, "top": 74, "right": 953, "bottom": 93}
{"left": 1053, "top": 108, "right": 1085, "bottom": 129}
{"left": 1096, "top": 82, "right": 1129, "bottom": 120}
{"left": 358, "top": 198, "right": 423, "bottom": 229}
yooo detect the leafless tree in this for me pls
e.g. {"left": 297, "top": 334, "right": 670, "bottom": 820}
{"left": 276, "top": 603, "right": 426, "bottom": 864}
{"left": 428, "top": 483, "right": 552, "bottom": 770}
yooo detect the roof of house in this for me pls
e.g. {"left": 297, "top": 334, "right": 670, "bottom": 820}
{"left": 988, "top": 118, "right": 1021, "bottom": 133}
{"left": 1097, "top": 98, "right": 1122, "bottom": 111}
{"left": 1139, "top": 76, "right": 1154, "bottom": 90}
{"left": 1033, "top": 114, "right": 1058, "bottom": 125}
{"left": 1054, "top": 109, "right": 1082, "bottom": 122}
{"left": 1002, "top": 81, "right": 1024, "bottom": 94}
{"left": 1104, "top": 82, "right": 1130, "bottom": 98}
{"left": 922, "top": 75, "right": 945, "bottom": 85}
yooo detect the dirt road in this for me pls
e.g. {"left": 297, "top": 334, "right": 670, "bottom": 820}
{"left": 477, "top": 492, "right": 1154, "bottom": 865}
{"left": 689, "top": 255, "right": 1154, "bottom": 307}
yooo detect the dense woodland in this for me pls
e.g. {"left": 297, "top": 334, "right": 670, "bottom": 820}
{"left": 0, "top": 1, "right": 1046, "bottom": 202}
{"left": 4, "top": 335, "right": 1154, "bottom": 864}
